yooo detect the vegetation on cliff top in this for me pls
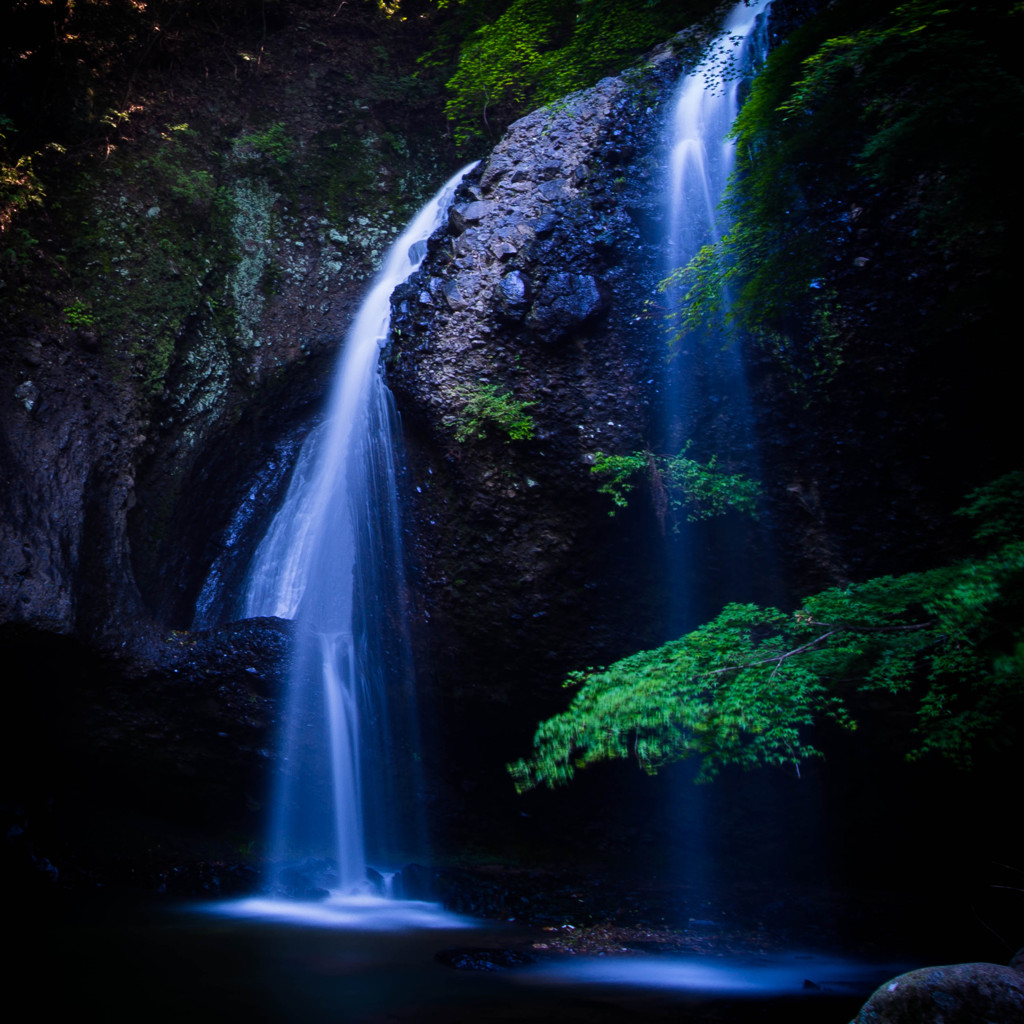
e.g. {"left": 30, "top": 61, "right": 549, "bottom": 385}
{"left": 429, "top": 0, "right": 721, "bottom": 147}
{"left": 1, "top": 0, "right": 455, "bottom": 402}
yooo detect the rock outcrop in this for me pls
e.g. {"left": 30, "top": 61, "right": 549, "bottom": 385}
{"left": 388, "top": 55, "right": 683, "bottom": 695}
{"left": 2, "top": 616, "right": 289, "bottom": 893}
{"left": 0, "top": 1, "right": 456, "bottom": 640}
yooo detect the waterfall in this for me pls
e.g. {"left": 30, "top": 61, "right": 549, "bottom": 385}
{"left": 660, "top": 0, "right": 772, "bottom": 632}
{"left": 667, "top": 0, "right": 771, "bottom": 285}
{"left": 241, "top": 163, "right": 478, "bottom": 896}
{"left": 660, "top": 0, "right": 773, "bottom": 893}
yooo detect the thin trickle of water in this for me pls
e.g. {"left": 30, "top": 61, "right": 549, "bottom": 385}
{"left": 241, "top": 163, "right": 478, "bottom": 894}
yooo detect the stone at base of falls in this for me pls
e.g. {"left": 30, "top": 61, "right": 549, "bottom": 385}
{"left": 389, "top": 862, "right": 436, "bottom": 902}
{"left": 274, "top": 857, "right": 340, "bottom": 900}
{"left": 851, "top": 953, "right": 1024, "bottom": 1023}
{"left": 435, "top": 947, "right": 538, "bottom": 971}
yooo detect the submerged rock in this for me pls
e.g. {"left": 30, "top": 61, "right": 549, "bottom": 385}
{"left": 276, "top": 858, "right": 338, "bottom": 900}
{"left": 435, "top": 947, "right": 538, "bottom": 971}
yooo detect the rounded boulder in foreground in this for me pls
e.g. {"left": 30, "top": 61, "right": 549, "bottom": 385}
{"left": 852, "top": 959, "right": 1024, "bottom": 1023}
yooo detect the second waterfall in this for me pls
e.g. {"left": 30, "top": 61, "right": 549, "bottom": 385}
{"left": 242, "top": 165, "right": 477, "bottom": 897}
{"left": 660, "top": 0, "right": 773, "bottom": 635}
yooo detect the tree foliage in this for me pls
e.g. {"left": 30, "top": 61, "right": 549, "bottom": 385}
{"left": 0, "top": 117, "right": 46, "bottom": 236}
{"left": 509, "top": 473, "right": 1024, "bottom": 791}
{"left": 433, "top": 0, "right": 717, "bottom": 147}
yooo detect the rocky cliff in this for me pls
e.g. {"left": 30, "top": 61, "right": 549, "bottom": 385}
{"left": 1, "top": 0, "right": 456, "bottom": 642}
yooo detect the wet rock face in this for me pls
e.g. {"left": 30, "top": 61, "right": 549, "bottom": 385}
{"left": 0, "top": 0, "right": 459, "bottom": 640}
{"left": 390, "top": 67, "right": 675, "bottom": 434}
{"left": 386, "top": 57, "right": 686, "bottom": 816}
{"left": 390, "top": 75, "right": 675, "bottom": 626}
{"left": 0, "top": 334, "right": 145, "bottom": 639}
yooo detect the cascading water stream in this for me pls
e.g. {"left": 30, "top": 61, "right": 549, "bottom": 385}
{"left": 667, "top": 0, "right": 771, "bottom": 293}
{"left": 660, "top": 0, "right": 773, "bottom": 892}
{"left": 661, "top": 0, "right": 772, "bottom": 631}
{"left": 239, "top": 163, "right": 478, "bottom": 898}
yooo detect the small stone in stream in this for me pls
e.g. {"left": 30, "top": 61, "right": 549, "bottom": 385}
{"left": 435, "top": 947, "right": 538, "bottom": 971}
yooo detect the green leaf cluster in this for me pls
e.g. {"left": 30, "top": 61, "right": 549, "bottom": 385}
{"left": 510, "top": 473, "right": 1024, "bottom": 790}
{"left": 590, "top": 451, "right": 648, "bottom": 511}
{"left": 592, "top": 443, "right": 760, "bottom": 522}
{"left": 63, "top": 300, "right": 96, "bottom": 328}
{"left": 454, "top": 382, "right": 536, "bottom": 442}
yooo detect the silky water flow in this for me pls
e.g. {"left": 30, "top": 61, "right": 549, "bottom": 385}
{"left": 235, "top": 163, "right": 477, "bottom": 912}
{"left": 662, "top": 0, "right": 772, "bottom": 625}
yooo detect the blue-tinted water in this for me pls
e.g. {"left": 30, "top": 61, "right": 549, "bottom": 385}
{"left": 31, "top": 896, "right": 905, "bottom": 1024}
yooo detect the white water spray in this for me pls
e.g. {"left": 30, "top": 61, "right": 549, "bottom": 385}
{"left": 667, "top": 0, "right": 770, "bottom": 278}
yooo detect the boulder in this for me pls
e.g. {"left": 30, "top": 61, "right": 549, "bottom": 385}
{"left": 525, "top": 271, "right": 606, "bottom": 339}
{"left": 448, "top": 200, "right": 494, "bottom": 235}
{"left": 495, "top": 270, "right": 532, "bottom": 317}
{"left": 851, "top": 957, "right": 1024, "bottom": 1023}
